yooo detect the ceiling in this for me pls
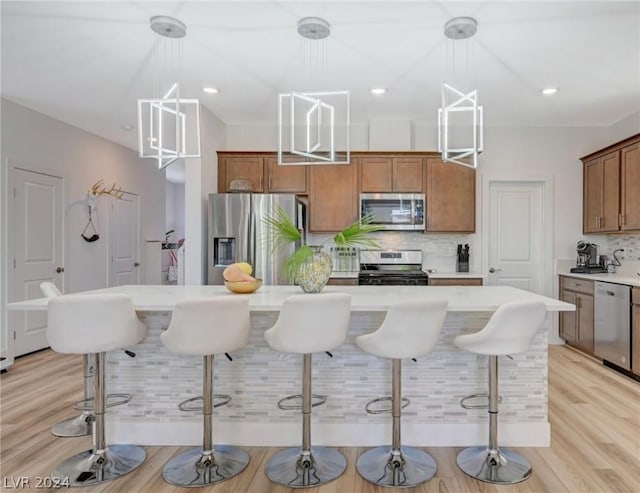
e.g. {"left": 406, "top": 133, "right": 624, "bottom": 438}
{"left": 2, "top": 1, "right": 639, "bottom": 155}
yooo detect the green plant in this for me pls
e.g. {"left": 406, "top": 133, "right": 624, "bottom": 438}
{"left": 263, "top": 206, "right": 383, "bottom": 281}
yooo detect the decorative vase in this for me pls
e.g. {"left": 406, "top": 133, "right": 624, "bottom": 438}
{"left": 296, "top": 246, "right": 332, "bottom": 293}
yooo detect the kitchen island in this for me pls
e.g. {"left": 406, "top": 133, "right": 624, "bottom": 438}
{"left": 9, "top": 285, "right": 573, "bottom": 448}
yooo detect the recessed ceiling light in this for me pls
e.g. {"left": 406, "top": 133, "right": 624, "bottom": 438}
{"left": 541, "top": 87, "right": 558, "bottom": 96}
{"left": 370, "top": 88, "right": 386, "bottom": 95}
{"left": 202, "top": 86, "right": 219, "bottom": 94}
{"left": 121, "top": 124, "right": 135, "bottom": 131}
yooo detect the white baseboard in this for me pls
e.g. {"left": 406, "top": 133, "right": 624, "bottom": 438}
{"left": 107, "top": 418, "right": 550, "bottom": 448}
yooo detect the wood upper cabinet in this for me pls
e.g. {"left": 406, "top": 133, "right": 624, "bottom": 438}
{"left": 359, "top": 156, "right": 423, "bottom": 192}
{"left": 583, "top": 151, "right": 619, "bottom": 233}
{"left": 218, "top": 155, "right": 264, "bottom": 192}
{"left": 309, "top": 161, "right": 358, "bottom": 232}
{"left": 425, "top": 158, "right": 475, "bottom": 233}
{"left": 581, "top": 134, "right": 640, "bottom": 234}
{"left": 264, "top": 157, "right": 307, "bottom": 193}
{"left": 621, "top": 142, "right": 640, "bottom": 231}
{"left": 632, "top": 287, "right": 639, "bottom": 376}
{"left": 218, "top": 153, "right": 307, "bottom": 194}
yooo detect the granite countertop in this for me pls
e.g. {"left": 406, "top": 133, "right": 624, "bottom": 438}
{"left": 558, "top": 271, "right": 640, "bottom": 288}
{"left": 8, "top": 284, "right": 574, "bottom": 313}
{"left": 427, "top": 271, "right": 485, "bottom": 279}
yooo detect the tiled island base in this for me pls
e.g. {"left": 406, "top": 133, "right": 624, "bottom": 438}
{"left": 106, "top": 311, "right": 549, "bottom": 447}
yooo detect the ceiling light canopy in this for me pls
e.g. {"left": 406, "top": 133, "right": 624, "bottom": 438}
{"left": 297, "top": 17, "right": 330, "bottom": 40}
{"left": 149, "top": 16, "right": 186, "bottom": 38}
{"left": 202, "top": 86, "right": 219, "bottom": 94}
{"left": 444, "top": 17, "right": 478, "bottom": 40}
{"left": 370, "top": 88, "right": 387, "bottom": 95}
{"left": 541, "top": 87, "right": 558, "bottom": 96}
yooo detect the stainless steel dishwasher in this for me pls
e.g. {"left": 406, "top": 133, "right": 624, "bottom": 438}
{"left": 594, "top": 281, "right": 631, "bottom": 370}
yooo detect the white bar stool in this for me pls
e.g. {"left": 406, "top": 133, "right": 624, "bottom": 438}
{"left": 454, "top": 300, "right": 546, "bottom": 484}
{"left": 355, "top": 299, "right": 448, "bottom": 488}
{"left": 160, "top": 297, "right": 251, "bottom": 487}
{"left": 41, "top": 282, "right": 134, "bottom": 438}
{"left": 41, "top": 282, "right": 93, "bottom": 437}
{"left": 47, "top": 293, "right": 148, "bottom": 486}
{"left": 264, "top": 293, "right": 351, "bottom": 488}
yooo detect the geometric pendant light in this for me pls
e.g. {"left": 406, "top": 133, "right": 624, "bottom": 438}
{"left": 437, "top": 17, "right": 483, "bottom": 169}
{"left": 137, "top": 16, "right": 201, "bottom": 169}
{"left": 277, "top": 17, "right": 350, "bottom": 165}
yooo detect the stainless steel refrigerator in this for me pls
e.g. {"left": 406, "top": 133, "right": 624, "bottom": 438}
{"left": 208, "top": 193, "right": 306, "bottom": 285}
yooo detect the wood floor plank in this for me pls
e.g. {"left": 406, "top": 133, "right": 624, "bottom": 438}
{"left": 1, "top": 345, "right": 638, "bottom": 492}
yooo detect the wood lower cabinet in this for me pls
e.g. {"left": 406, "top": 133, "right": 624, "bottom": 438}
{"left": 326, "top": 278, "right": 358, "bottom": 286}
{"left": 559, "top": 276, "right": 594, "bottom": 355}
{"left": 425, "top": 158, "right": 475, "bottom": 233}
{"left": 428, "top": 278, "right": 483, "bottom": 286}
{"left": 217, "top": 153, "right": 308, "bottom": 194}
{"left": 581, "top": 134, "right": 640, "bottom": 234}
{"left": 633, "top": 287, "right": 639, "bottom": 376}
{"left": 309, "top": 161, "right": 358, "bottom": 232}
{"left": 359, "top": 156, "right": 423, "bottom": 192}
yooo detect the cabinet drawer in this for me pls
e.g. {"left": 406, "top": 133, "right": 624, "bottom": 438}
{"left": 633, "top": 287, "right": 640, "bottom": 305}
{"left": 429, "top": 278, "right": 483, "bottom": 286}
{"left": 560, "top": 276, "right": 594, "bottom": 294}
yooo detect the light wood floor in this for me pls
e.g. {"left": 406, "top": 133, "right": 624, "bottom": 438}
{"left": 1, "top": 346, "right": 638, "bottom": 492}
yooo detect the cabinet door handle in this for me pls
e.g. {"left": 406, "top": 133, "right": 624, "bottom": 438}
{"left": 268, "top": 176, "right": 272, "bottom": 190}
{"left": 259, "top": 176, "right": 263, "bottom": 190}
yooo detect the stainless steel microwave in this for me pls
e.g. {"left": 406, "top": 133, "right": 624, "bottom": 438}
{"left": 360, "top": 193, "right": 425, "bottom": 231}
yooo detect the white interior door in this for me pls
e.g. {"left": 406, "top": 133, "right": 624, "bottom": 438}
{"left": 9, "top": 167, "right": 63, "bottom": 356}
{"left": 485, "top": 181, "right": 546, "bottom": 293}
{"left": 108, "top": 193, "right": 140, "bottom": 286}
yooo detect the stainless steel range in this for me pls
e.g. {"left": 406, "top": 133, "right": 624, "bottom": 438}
{"left": 358, "top": 249, "right": 429, "bottom": 285}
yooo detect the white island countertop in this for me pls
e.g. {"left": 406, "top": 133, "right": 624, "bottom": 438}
{"left": 8, "top": 284, "right": 574, "bottom": 312}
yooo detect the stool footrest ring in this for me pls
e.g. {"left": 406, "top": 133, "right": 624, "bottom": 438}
{"left": 178, "top": 394, "right": 231, "bottom": 412}
{"left": 365, "top": 396, "right": 410, "bottom": 415}
{"left": 73, "top": 393, "right": 132, "bottom": 411}
{"left": 460, "top": 393, "right": 502, "bottom": 410}
{"left": 277, "top": 394, "right": 327, "bottom": 410}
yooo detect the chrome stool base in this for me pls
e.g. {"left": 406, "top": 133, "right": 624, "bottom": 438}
{"left": 163, "top": 446, "right": 249, "bottom": 487}
{"left": 51, "top": 412, "right": 94, "bottom": 437}
{"left": 265, "top": 447, "right": 347, "bottom": 488}
{"left": 52, "top": 444, "right": 146, "bottom": 487}
{"left": 356, "top": 446, "right": 437, "bottom": 488}
{"left": 456, "top": 446, "right": 532, "bottom": 484}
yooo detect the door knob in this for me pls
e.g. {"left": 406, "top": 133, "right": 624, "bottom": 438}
{"left": 134, "top": 262, "right": 140, "bottom": 267}
{"left": 55, "top": 267, "right": 64, "bottom": 273}
{"left": 489, "top": 267, "right": 502, "bottom": 274}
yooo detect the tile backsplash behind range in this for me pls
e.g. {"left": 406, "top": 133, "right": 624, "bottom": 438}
{"left": 307, "top": 232, "right": 475, "bottom": 272}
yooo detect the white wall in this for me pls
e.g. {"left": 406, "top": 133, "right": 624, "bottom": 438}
{"left": 1, "top": 98, "right": 165, "bottom": 363}
{"left": 183, "top": 106, "right": 227, "bottom": 285}
{"left": 165, "top": 181, "right": 185, "bottom": 241}
{"left": 606, "top": 110, "right": 640, "bottom": 142}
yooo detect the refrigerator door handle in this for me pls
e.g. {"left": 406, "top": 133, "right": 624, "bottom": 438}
{"left": 249, "top": 209, "right": 257, "bottom": 268}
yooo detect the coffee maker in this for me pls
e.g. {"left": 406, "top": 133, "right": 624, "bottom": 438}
{"left": 571, "top": 241, "right": 606, "bottom": 273}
